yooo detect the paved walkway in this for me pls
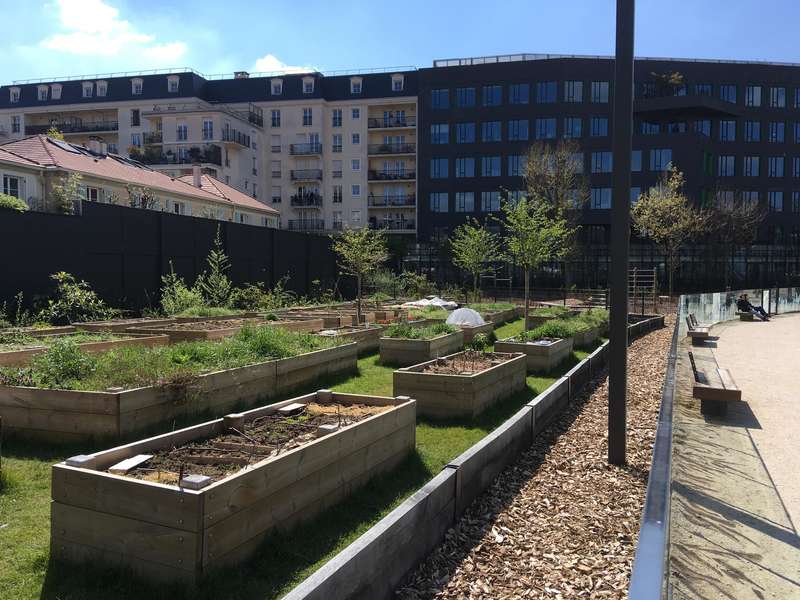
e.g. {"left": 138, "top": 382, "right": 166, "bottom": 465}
{"left": 669, "top": 314, "right": 800, "bottom": 599}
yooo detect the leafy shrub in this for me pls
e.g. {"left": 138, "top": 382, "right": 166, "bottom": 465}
{"left": 0, "top": 193, "right": 28, "bottom": 213}
{"left": 515, "top": 318, "right": 588, "bottom": 342}
{"left": 37, "top": 272, "right": 117, "bottom": 325}
{"left": 160, "top": 269, "right": 204, "bottom": 316}
{"left": 579, "top": 308, "right": 609, "bottom": 329}
{"left": 384, "top": 322, "right": 457, "bottom": 340}
{"left": 229, "top": 283, "right": 267, "bottom": 311}
{"left": 30, "top": 338, "right": 96, "bottom": 389}
{"left": 172, "top": 306, "right": 239, "bottom": 318}
{"left": 531, "top": 306, "right": 572, "bottom": 318}
{"left": 468, "top": 333, "right": 490, "bottom": 352}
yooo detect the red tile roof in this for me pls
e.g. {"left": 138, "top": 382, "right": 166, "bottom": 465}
{"left": 0, "top": 135, "right": 278, "bottom": 216}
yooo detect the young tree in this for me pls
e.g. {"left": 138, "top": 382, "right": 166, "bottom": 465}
{"left": 331, "top": 227, "right": 388, "bottom": 323}
{"left": 126, "top": 184, "right": 160, "bottom": 210}
{"left": 500, "top": 196, "right": 570, "bottom": 330}
{"left": 632, "top": 166, "right": 711, "bottom": 296}
{"left": 196, "top": 226, "right": 233, "bottom": 307}
{"left": 711, "top": 191, "right": 766, "bottom": 288}
{"left": 450, "top": 219, "right": 500, "bottom": 302}
{"left": 50, "top": 172, "right": 83, "bottom": 215}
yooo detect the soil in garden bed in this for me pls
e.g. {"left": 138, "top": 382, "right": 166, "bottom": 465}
{"left": 421, "top": 351, "right": 513, "bottom": 375}
{"left": 0, "top": 330, "right": 127, "bottom": 352}
{"left": 126, "top": 402, "right": 390, "bottom": 484}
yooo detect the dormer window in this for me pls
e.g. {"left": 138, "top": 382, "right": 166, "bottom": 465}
{"left": 38, "top": 85, "right": 49, "bottom": 101}
{"left": 271, "top": 78, "right": 283, "bottom": 95}
{"left": 350, "top": 77, "right": 363, "bottom": 94}
{"left": 96, "top": 81, "right": 107, "bottom": 97}
{"left": 9, "top": 87, "right": 20, "bottom": 103}
{"left": 167, "top": 75, "right": 180, "bottom": 93}
{"left": 302, "top": 76, "right": 315, "bottom": 94}
{"left": 82, "top": 82, "right": 94, "bottom": 98}
{"left": 51, "top": 84, "right": 62, "bottom": 100}
{"left": 131, "top": 78, "right": 143, "bottom": 95}
{"left": 392, "top": 74, "right": 404, "bottom": 92}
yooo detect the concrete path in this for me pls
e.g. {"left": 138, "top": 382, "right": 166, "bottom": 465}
{"left": 669, "top": 314, "right": 800, "bottom": 600}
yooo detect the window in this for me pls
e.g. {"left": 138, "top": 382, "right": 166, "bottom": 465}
{"left": 630, "top": 187, "right": 641, "bottom": 206}
{"left": 509, "top": 83, "right": 529, "bottom": 104}
{"left": 351, "top": 209, "right": 361, "bottom": 223}
{"left": 430, "top": 192, "right": 448, "bottom": 212}
{"left": 564, "top": 80, "right": 583, "bottom": 103}
{"left": 739, "top": 191, "right": 759, "bottom": 206}
{"left": 3, "top": 175, "right": 20, "bottom": 198}
{"left": 37, "top": 85, "right": 48, "bottom": 101}
{"left": 333, "top": 185, "right": 343, "bottom": 203}
{"left": 767, "top": 191, "right": 783, "bottom": 212}
{"left": 768, "top": 156, "right": 785, "bottom": 177}
{"left": 271, "top": 109, "right": 281, "bottom": 127}
{"left": 481, "top": 191, "right": 500, "bottom": 212}
{"left": 590, "top": 117, "right": 609, "bottom": 137}
{"left": 718, "top": 155, "right": 735, "bottom": 176}
{"left": 768, "top": 121, "right": 785, "bottom": 143}
{"left": 430, "top": 123, "right": 449, "bottom": 144}
{"left": 351, "top": 184, "right": 361, "bottom": 197}
{"left": 303, "top": 77, "right": 315, "bottom": 94}
{"left": 455, "top": 157, "right": 475, "bottom": 178}
{"left": 508, "top": 155, "right": 525, "bottom": 176}
{"left": 482, "top": 85, "right": 502, "bottom": 106}
{"left": 455, "top": 192, "right": 475, "bottom": 212}
{"left": 131, "top": 78, "right": 143, "bottom": 95}
{"left": 570, "top": 152, "right": 584, "bottom": 174}
{"left": 430, "top": 158, "right": 448, "bottom": 178}
{"left": 650, "top": 148, "right": 672, "bottom": 171}
{"left": 271, "top": 79, "right": 283, "bottom": 95}
{"left": 535, "top": 81, "right": 557, "bottom": 103}
{"left": 744, "top": 120, "right": 760, "bottom": 142}
{"left": 720, "top": 84, "right": 737, "bottom": 103}
{"left": 9, "top": 87, "right": 19, "bottom": 103}
{"left": 270, "top": 134, "right": 281, "bottom": 153}
{"left": 130, "top": 133, "right": 141, "bottom": 147}
{"left": 456, "top": 87, "right": 476, "bottom": 107}
{"left": 332, "top": 134, "right": 342, "bottom": 152}
{"left": 591, "top": 81, "right": 609, "bottom": 103}
{"left": 745, "top": 85, "right": 762, "bottom": 107}
{"left": 270, "top": 160, "right": 281, "bottom": 177}
{"left": 796, "top": 89, "right": 800, "bottom": 109}
{"left": 795, "top": 123, "right": 800, "bottom": 143}
{"left": 332, "top": 109, "right": 342, "bottom": 127}
{"left": 641, "top": 121, "right": 660, "bottom": 134}
{"left": 431, "top": 89, "right": 449, "bottom": 109}
{"left": 351, "top": 159, "right": 360, "bottom": 171}
{"left": 352, "top": 108, "right": 360, "bottom": 119}
{"left": 455, "top": 123, "right": 475, "bottom": 143}
{"left": 794, "top": 191, "right": 800, "bottom": 212}
{"left": 743, "top": 156, "right": 760, "bottom": 177}
{"left": 176, "top": 123, "right": 188, "bottom": 141}
{"left": 82, "top": 82, "right": 93, "bottom": 98}
{"left": 694, "top": 83, "right": 712, "bottom": 96}
{"left": 480, "top": 156, "right": 501, "bottom": 177}
{"left": 168, "top": 76, "right": 179, "bottom": 93}
{"left": 719, "top": 120, "right": 736, "bottom": 141}
{"left": 631, "top": 150, "right": 642, "bottom": 172}
{"left": 563, "top": 117, "right": 582, "bottom": 138}
{"left": 96, "top": 81, "right": 106, "bottom": 97}
{"left": 667, "top": 121, "right": 687, "bottom": 133}
{"left": 508, "top": 119, "right": 528, "bottom": 141}
{"left": 302, "top": 108, "right": 312, "bottom": 126}
{"left": 590, "top": 188, "right": 612, "bottom": 209}
{"left": 481, "top": 121, "right": 501, "bottom": 142}
{"left": 392, "top": 74, "right": 404, "bottom": 92}
{"left": 591, "top": 151, "right": 613, "bottom": 173}
{"left": 770, "top": 86, "right": 786, "bottom": 108}
{"left": 268, "top": 185, "right": 281, "bottom": 203}
{"left": 130, "top": 109, "right": 140, "bottom": 127}
{"left": 350, "top": 77, "right": 362, "bottom": 94}
{"left": 11, "top": 116, "right": 20, "bottom": 133}
{"left": 535, "top": 117, "right": 556, "bottom": 139}
{"left": 332, "top": 160, "right": 342, "bottom": 177}
{"left": 351, "top": 133, "right": 360, "bottom": 145}
{"left": 202, "top": 119, "right": 213, "bottom": 140}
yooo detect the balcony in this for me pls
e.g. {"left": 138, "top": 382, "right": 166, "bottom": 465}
{"left": 143, "top": 132, "right": 163, "bottom": 144}
{"left": 291, "top": 169, "right": 323, "bottom": 181}
{"left": 136, "top": 144, "right": 222, "bottom": 167}
{"left": 26, "top": 121, "right": 119, "bottom": 135}
{"left": 290, "top": 191, "right": 323, "bottom": 208}
{"left": 368, "top": 169, "right": 416, "bottom": 181}
{"left": 367, "top": 116, "right": 417, "bottom": 129}
{"left": 369, "top": 219, "right": 416, "bottom": 232}
{"left": 368, "top": 193, "right": 416, "bottom": 208}
{"left": 367, "top": 142, "right": 416, "bottom": 155}
{"left": 222, "top": 129, "right": 251, "bottom": 148}
{"left": 290, "top": 142, "right": 322, "bottom": 155}
{"left": 288, "top": 219, "right": 325, "bottom": 232}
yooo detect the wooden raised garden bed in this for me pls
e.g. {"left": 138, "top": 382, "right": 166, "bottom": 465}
{"left": 494, "top": 336, "right": 573, "bottom": 372}
{"left": 379, "top": 330, "right": 464, "bottom": 366}
{"left": 316, "top": 325, "right": 383, "bottom": 353}
{"left": 15, "top": 325, "right": 79, "bottom": 337}
{"left": 572, "top": 326, "right": 599, "bottom": 349}
{"left": 75, "top": 317, "right": 178, "bottom": 333}
{"left": 525, "top": 309, "right": 579, "bottom": 330}
{"left": 394, "top": 351, "right": 526, "bottom": 418}
{"left": 458, "top": 322, "right": 494, "bottom": 344}
{"left": 50, "top": 390, "right": 416, "bottom": 583}
{"left": 478, "top": 307, "right": 519, "bottom": 325}
{"left": 0, "top": 343, "right": 357, "bottom": 442}
{"left": 126, "top": 318, "right": 323, "bottom": 343}
{"left": 0, "top": 333, "right": 169, "bottom": 367}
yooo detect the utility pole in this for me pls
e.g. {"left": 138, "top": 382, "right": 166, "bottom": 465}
{"left": 609, "top": 0, "right": 635, "bottom": 465}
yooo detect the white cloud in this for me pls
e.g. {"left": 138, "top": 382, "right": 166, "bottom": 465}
{"left": 40, "top": 0, "right": 186, "bottom": 61}
{"left": 252, "top": 53, "right": 315, "bottom": 74}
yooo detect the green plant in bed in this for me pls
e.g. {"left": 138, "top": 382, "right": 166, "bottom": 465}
{"left": 383, "top": 322, "right": 457, "bottom": 340}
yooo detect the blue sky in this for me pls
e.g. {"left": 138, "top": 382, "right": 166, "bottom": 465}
{"left": 1, "top": 0, "right": 799, "bottom": 83}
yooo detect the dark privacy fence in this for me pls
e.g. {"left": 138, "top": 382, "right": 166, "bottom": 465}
{"left": 0, "top": 203, "right": 345, "bottom": 311}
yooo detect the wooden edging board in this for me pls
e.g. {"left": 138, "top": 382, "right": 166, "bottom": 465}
{"left": 0, "top": 334, "right": 170, "bottom": 367}
{"left": 283, "top": 314, "right": 665, "bottom": 600}
{"left": 379, "top": 330, "right": 465, "bottom": 367}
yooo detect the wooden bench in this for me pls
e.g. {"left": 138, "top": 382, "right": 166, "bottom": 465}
{"left": 685, "top": 314, "right": 710, "bottom": 342}
{"left": 688, "top": 348, "right": 741, "bottom": 416}
{"left": 736, "top": 311, "right": 755, "bottom": 321}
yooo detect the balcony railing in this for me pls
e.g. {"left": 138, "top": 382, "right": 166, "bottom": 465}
{"left": 369, "top": 219, "right": 416, "bottom": 231}
{"left": 290, "top": 142, "right": 322, "bottom": 155}
{"left": 288, "top": 219, "right": 325, "bottom": 232}
{"left": 291, "top": 169, "right": 323, "bottom": 181}
{"left": 222, "top": 129, "right": 251, "bottom": 148}
{"left": 367, "top": 142, "right": 416, "bottom": 155}
{"left": 290, "top": 192, "right": 323, "bottom": 207}
{"left": 368, "top": 194, "right": 416, "bottom": 207}
{"left": 143, "top": 132, "right": 163, "bottom": 144}
{"left": 136, "top": 144, "right": 222, "bottom": 166}
{"left": 332, "top": 170, "right": 343, "bottom": 178}
{"left": 367, "top": 116, "right": 417, "bottom": 129}
{"left": 26, "top": 121, "right": 119, "bottom": 135}
{"left": 368, "top": 169, "right": 416, "bottom": 181}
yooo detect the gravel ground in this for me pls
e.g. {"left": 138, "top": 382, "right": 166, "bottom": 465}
{"left": 397, "top": 317, "right": 674, "bottom": 599}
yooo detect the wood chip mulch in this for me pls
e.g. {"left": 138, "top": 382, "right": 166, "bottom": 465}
{"left": 397, "top": 317, "right": 674, "bottom": 599}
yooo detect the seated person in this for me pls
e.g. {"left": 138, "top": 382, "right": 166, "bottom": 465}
{"left": 736, "top": 294, "right": 769, "bottom": 321}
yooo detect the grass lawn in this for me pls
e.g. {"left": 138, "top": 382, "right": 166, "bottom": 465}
{"left": 0, "top": 317, "right": 599, "bottom": 600}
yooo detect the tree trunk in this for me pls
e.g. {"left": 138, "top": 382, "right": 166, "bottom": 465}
{"left": 523, "top": 269, "right": 530, "bottom": 331}
{"left": 356, "top": 274, "right": 362, "bottom": 324}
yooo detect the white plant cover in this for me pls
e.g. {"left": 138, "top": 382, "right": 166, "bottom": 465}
{"left": 401, "top": 296, "right": 458, "bottom": 310}
{"left": 445, "top": 307, "right": 486, "bottom": 326}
